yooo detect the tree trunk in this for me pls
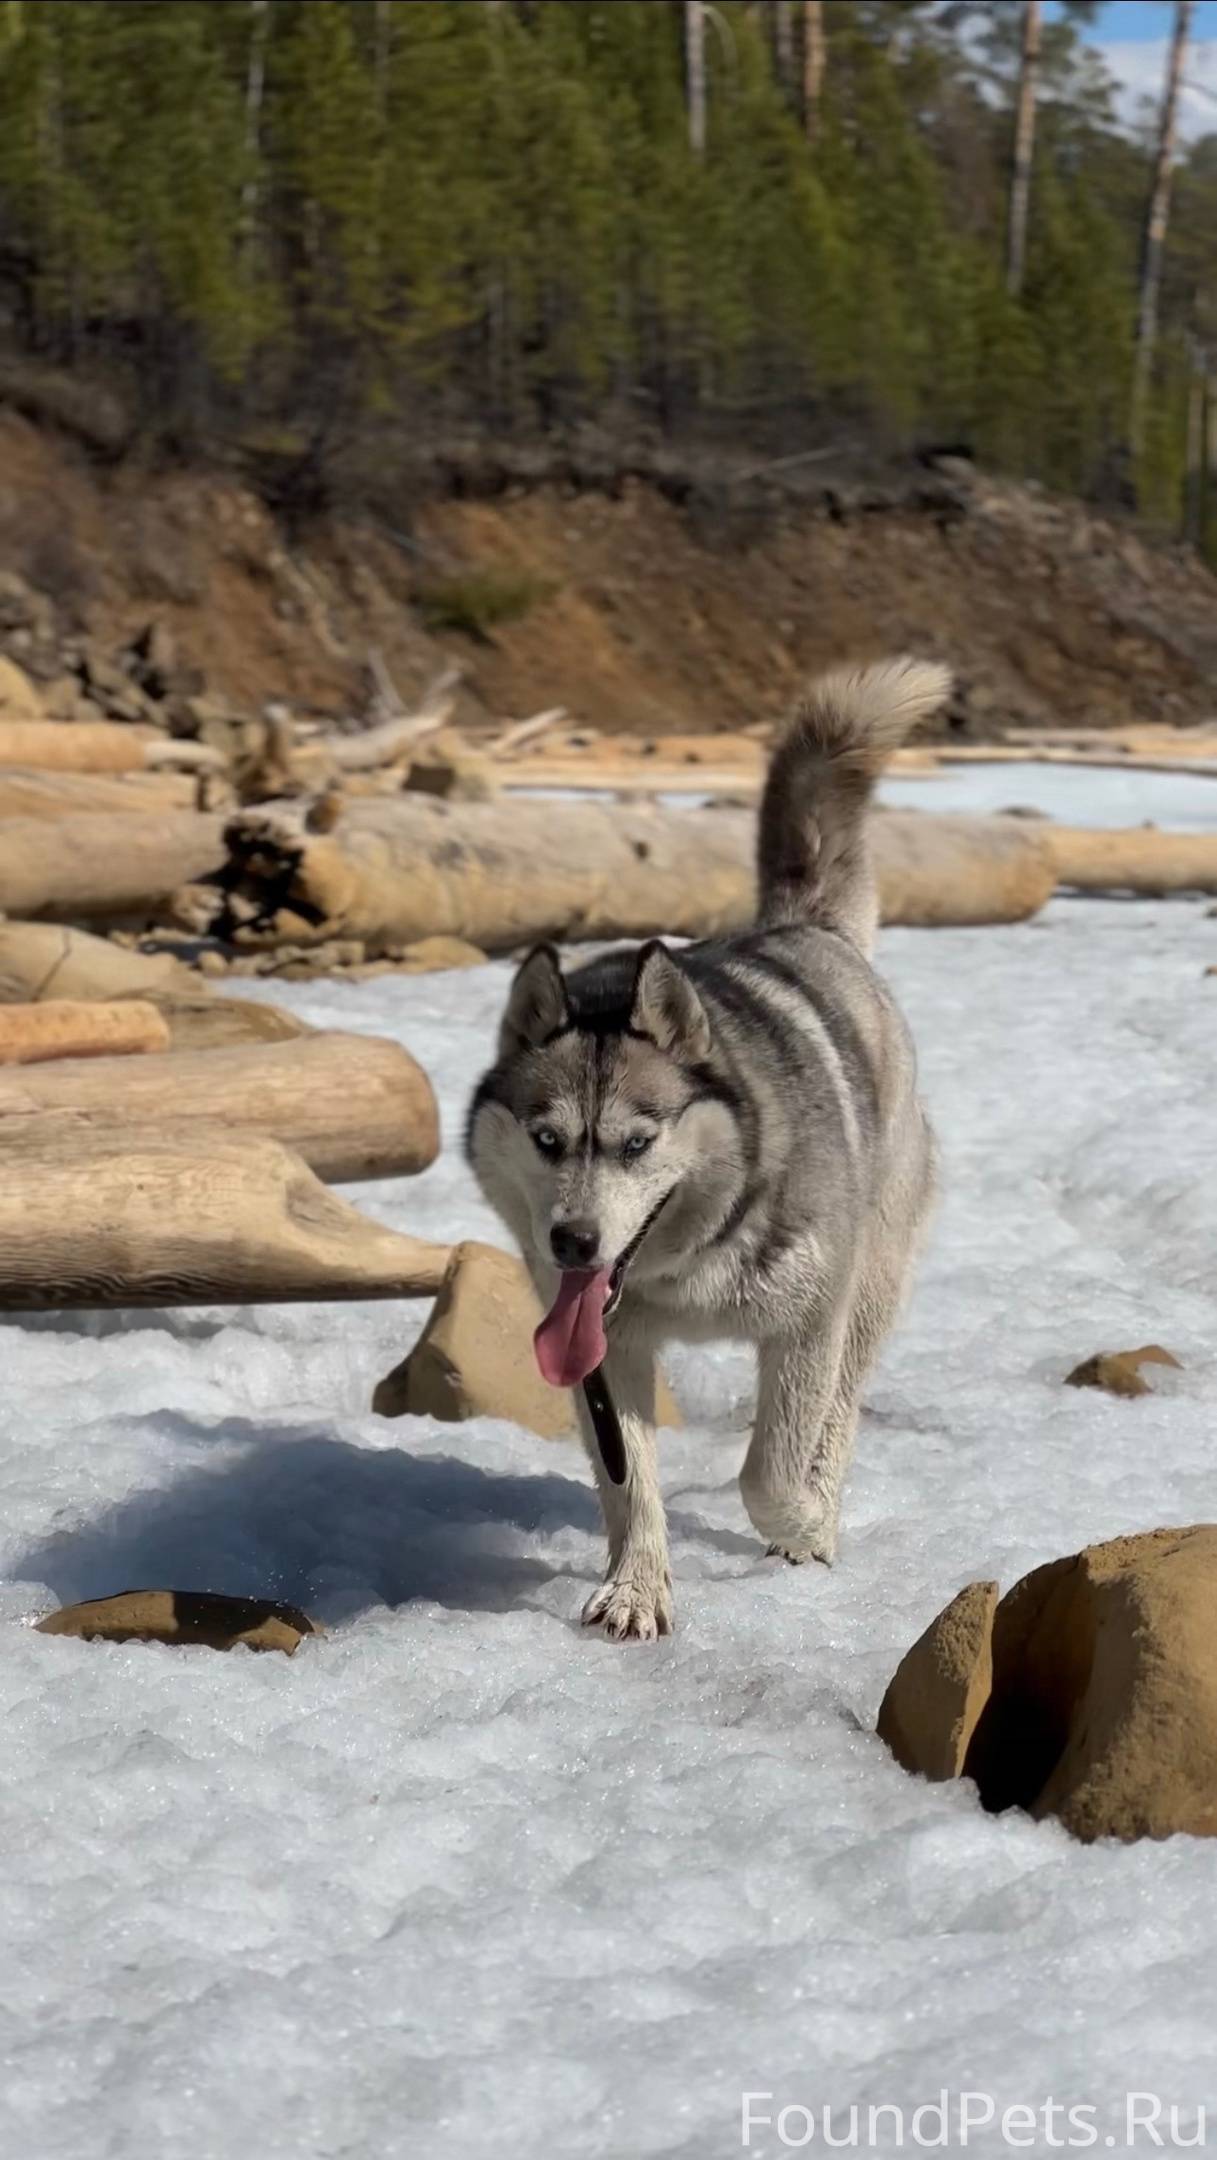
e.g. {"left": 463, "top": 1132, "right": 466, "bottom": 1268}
{"left": 0, "top": 1000, "right": 170, "bottom": 1065}
{"left": 0, "top": 1119, "right": 451, "bottom": 1310}
{"left": 1046, "top": 825, "right": 1217, "bottom": 896}
{"left": 0, "top": 1031, "right": 441, "bottom": 1183}
{"left": 0, "top": 719, "right": 151, "bottom": 772}
{"left": 0, "top": 922, "right": 197, "bottom": 1002}
{"left": 0, "top": 768, "right": 197, "bottom": 820}
{"left": 241, "top": 0, "right": 271, "bottom": 249}
{"left": 685, "top": 0, "right": 706, "bottom": 156}
{"left": 196, "top": 798, "right": 1059, "bottom": 952}
{"left": 0, "top": 810, "right": 226, "bottom": 920}
{"left": 803, "top": 0, "right": 825, "bottom": 142}
{"left": 772, "top": 0, "right": 795, "bottom": 98}
{"left": 1006, "top": 0, "right": 1041, "bottom": 299}
{"left": 1184, "top": 347, "right": 1205, "bottom": 543}
{"left": 1131, "top": 0, "right": 1194, "bottom": 460}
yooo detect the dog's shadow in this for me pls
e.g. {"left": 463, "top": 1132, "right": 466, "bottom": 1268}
{"left": 14, "top": 1415, "right": 757, "bottom": 1627}
{"left": 13, "top": 1417, "right": 606, "bottom": 1626}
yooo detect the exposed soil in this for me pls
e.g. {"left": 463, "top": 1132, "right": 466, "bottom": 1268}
{"left": 2, "top": 409, "right": 1215, "bottom": 737}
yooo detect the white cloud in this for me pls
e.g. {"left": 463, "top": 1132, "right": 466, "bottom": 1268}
{"left": 1092, "top": 34, "right": 1217, "bottom": 139}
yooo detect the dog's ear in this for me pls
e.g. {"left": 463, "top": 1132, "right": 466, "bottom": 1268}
{"left": 630, "top": 941, "right": 711, "bottom": 1062}
{"left": 499, "top": 944, "right": 569, "bottom": 1057}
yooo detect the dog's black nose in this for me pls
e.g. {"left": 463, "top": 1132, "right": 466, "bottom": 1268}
{"left": 551, "top": 1219, "right": 600, "bottom": 1268}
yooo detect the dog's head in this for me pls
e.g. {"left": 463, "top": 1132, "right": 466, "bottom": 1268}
{"left": 466, "top": 941, "right": 743, "bottom": 1385}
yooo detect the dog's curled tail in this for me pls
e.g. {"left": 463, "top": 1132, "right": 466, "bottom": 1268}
{"left": 756, "top": 656, "right": 952, "bottom": 951}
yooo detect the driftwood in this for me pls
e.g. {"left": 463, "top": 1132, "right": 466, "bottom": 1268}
{"left": 0, "top": 810, "right": 226, "bottom": 919}
{"left": 322, "top": 700, "right": 455, "bottom": 774}
{"left": 0, "top": 999, "right": 170, "bottom": 1065}
{"left": 197, "top": 799, "right": 1058, "bottom": 952}
{"left": 0, "top": 922, "right": 198, "bottom": 1002}
{"left": 0, "top": 719, "right": 151, "bottom": 773}
{"left": 1046, "top": 827, "right": 1217, "bottom": 896}
{"left": 106, "top": 989, "right": 314, "bottom": 1051}
{"left": 0, "top": 1118, "right": 451, "bottom": 1308}
{"left": 0, "top": 1030, "right": 439, "bottom": 1183}
{"left": 0, "top": 767, "right": 199, "bottom": 821}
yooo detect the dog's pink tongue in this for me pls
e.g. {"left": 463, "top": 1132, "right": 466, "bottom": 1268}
{"left": 534, "top": 1268, "right": 613, "bottom": 1388}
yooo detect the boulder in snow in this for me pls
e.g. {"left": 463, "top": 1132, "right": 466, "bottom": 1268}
{"left": 36, "top": 1589, "right": 320, "bottom": 1656}
{"left": 1065, "top": 1343, "right": 1181, "bottom": 1398}
{"left": 880, "top": 1526, "right": 1217, "bottom": 1843}
{"left": 373, "top": 1239, "right": 681, "bottom": 1441}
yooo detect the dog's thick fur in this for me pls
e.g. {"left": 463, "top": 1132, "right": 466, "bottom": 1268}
{"left": 467, "top": 658, "right": 950, "bottom": 1639}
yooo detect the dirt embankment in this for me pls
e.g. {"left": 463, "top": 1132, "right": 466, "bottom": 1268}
{"left": 1, "top": 410, "right": 1214, "bottom": 736}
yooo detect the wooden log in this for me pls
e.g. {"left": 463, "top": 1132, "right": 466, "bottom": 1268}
{"left": 106, "top": 989, "right": 314, "bottom": 1051}
{"left": 1046, "top": 827, "right": 1217, "bottom": 895}
{"left": 0, "top": 810, "right": 225, "bottom": 919}
{"left": 0, "top": 719, "right": 151, "bottom": 772}
{"left": 0, "top": 1030, "right": 440, "bottom": 1183}
{"left": 0, "top": 1118, "right": 451, "bottom": 1308}
{"left": 0, "top": 766, "right": 198, "bottom": 820}
{"left": 0, "top": 922, "right": 198, "bottom": 1002}
{"left": 199, "top": 799, "right": 1057, "bottom": 952}
{"left": 0, "top": 999, "right": 170, "bottom": 1065}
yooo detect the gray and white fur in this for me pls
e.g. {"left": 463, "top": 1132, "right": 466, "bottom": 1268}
{"left": 467, "top": 657, "right": 950, "bottom": 1640}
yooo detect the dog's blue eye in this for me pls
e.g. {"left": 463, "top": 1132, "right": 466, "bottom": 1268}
{"left": 533, "top": 1127, "right": 561, "bottom": 1158}
{"left": 623, "top": 1133, "right": 653, "bottom": 1159}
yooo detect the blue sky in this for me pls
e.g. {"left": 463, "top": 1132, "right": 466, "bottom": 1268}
{"left": 1044, "top": 0, "right": 1217, "bottom": 135}
{"left": 1049, "top": 1, "right": 1217, "bottom": 36}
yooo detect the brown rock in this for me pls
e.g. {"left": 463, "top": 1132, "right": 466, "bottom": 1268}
{"left": 373, "top": 1240, "right": 681, "bottom": 1440}
{"left": 876, "top": 1581, "right": 999, "bottom": 1779}
{"left": 1065, "top": 1344, "right": 1182, "bottom": 1398}
{"left": 0, "top": 653, "right": 45, "bottom": 724}
{"left": 36, "top": 1588, "right": 320, "bottom": 1655}
{"left": 880, "top": 1527, "right": 1217, "bottom": 1843}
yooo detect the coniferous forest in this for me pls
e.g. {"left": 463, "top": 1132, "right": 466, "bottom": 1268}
{"left": 0, "top": 1, "right": 1214, "bottom": 552}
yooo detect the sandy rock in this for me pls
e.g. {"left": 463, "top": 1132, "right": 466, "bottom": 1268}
{"left": 1065, "top": 1344, "right": 1181, "bottom": 1399}
{"left": 373, "top": 1239, "right": 681, "bottom": 1441}
{"left": 36, "top": 1589, "right": 319, "bottom": 1655}
{"left": 0, "top": 654, "right": 45, "bottom": 723}
{"left": 880, "top": 1526, "right": 1217, "bottom": 1843}
{"left": 876, "top": 1581, "right": 999, "bottom": 1779}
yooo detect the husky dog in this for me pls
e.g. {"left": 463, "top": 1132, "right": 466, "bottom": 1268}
{"left": 466, "top": 658, "right": 949, "bottom": 1641}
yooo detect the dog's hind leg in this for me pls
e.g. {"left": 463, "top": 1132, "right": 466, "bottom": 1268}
{"left": 744, "top": 1220, "right": 924, "bottom": 1566}
{"left": 740, "top": 1311, "right": 852, "bottom": 1565}
{"left": 576, "top": 1322, "right": 673, "bottom": 1642}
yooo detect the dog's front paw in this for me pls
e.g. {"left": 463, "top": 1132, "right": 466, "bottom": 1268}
{"left": 758, "top": 1493, "right": 838, "bottom": 1567}
{"left": 766, "top": 1533, "right": 835, "bottom": 1567}
{"left": 582, "top": 1572, "right": 673, "bottom": 1642}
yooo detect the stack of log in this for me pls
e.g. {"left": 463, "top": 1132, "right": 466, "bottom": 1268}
{"left": 0, "top": 952, "right": 447, "bottom": 1310}
{"left": 1, "top": 608, "right": 1213, "bottom": 1356}
{"left": 2, "top": 632, "right": 1216, "bottom": 990}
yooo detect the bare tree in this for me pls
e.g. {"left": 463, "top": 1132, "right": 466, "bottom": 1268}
{"left": 685, "top": 0, "right": 706, "bottom": 156}
{"left": 772, "top": 1, "right": 795, "bottom": 101}
{"left": 1131, "top": 0, "right": 1194, "bottom": 459}
{"left": 1005, "top": 1, "right": 1041, "bottom": 297}
{"left": 241, "top": 0, "right": 271, "bottom": 245}
{"left": 803, "top": 0, "right": 825, "bottom": 143}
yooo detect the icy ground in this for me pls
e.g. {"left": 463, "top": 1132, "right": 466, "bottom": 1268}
{"left": 3, "top": 781, "right": 1217, "bottom": 2158}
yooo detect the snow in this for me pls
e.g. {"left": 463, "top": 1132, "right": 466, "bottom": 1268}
{"left": 3, "top": 775, "right": 1217, "bottom": 2159}
{"left": 879, "top": 760, "right": 1217, "bottom": 832}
